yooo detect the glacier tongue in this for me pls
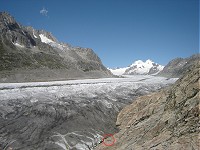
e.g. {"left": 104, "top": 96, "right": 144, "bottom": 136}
{"left": 0, "top": 76, "right": 177, "bottom": 150}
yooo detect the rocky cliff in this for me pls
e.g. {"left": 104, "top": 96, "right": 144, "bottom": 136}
{"left": 96, "top": 60, "right": 199, "bottom": 149}
{"left": 158, "top": 54, "right": 199, "bottom": 78}
{"left": 0, "top": 12, "right": 113, "bottom": 82}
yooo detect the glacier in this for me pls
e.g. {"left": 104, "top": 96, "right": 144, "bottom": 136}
{"left": 0, "top": 75, "right": 178, "bottom": 150}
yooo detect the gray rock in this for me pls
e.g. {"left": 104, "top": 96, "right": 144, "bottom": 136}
{"left": 0, "top": 12, "right": 113, "bottom": 82}
{"left": 158, "top": 54, "right": 199, "bottom": 78}
{"left": 96, "top": 59, "right": 199, "bottom": 150}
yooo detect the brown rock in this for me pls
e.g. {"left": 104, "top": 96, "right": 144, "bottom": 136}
{"left": 95, "top": 61, "right": 199, "bottom": 150}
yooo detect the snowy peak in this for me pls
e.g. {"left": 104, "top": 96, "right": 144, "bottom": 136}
{"left": 108, "top": 59, "right": 164, "bottom": 75}
{"left": 130, "top": 59, "right": 153, "bottom": 67}
{"left": 125, "top": 59, "right": 164, "bottom": 75}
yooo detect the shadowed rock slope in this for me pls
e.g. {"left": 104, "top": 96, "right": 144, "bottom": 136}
{"left": 0, "top": 12, "right": 112, "bottom": 82}
{"left": 96, "top": 61, "right": 199, "bottom": 150}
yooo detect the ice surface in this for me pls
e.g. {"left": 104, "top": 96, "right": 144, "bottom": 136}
{"left": 0, "top": 75, "right": 178, "bottom": 150}
{"left": 0, "top": 75, "right": 178, "bottom": 101}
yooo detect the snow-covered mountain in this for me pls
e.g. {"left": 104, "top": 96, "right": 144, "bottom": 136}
{"left": 109, "top": 59, "right": 164, "bottom": 75}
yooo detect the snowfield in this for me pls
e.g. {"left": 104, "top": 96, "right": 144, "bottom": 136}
{"left": 0, "top": 75, "right": 178, "bottom": 150}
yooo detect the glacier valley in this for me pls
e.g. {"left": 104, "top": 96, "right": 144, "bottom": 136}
{"left": 0, "top": 75, "right": 177, "bottom": 150}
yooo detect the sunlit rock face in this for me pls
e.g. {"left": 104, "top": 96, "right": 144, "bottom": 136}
{"left": 158, "top": 54, "right": 199, "bottom": 78}
{"left": 96, "top": 61, "right": 199, "bottom": 150}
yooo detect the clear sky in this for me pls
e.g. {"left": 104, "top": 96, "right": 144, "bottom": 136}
{"left": 0, "top": 0, "right": 199, "bottom": 68}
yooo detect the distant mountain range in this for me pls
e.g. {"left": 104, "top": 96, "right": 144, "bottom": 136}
{"left": 109, "top": 54, "right": 199, "bottom": 77}
{"left": 108, "top": 59, "right": 164, "bottom": 75}
{"left": 0, "top": 12, "right": 113, "bottom": 82}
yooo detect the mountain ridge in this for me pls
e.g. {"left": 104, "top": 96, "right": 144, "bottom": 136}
{"left": 0, "top": 12, "right": 113, "bottom": 82}
{"left": 158, "top": 54, "right": 199, "bottom": 78}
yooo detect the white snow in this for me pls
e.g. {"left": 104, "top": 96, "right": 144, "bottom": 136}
{"left": 54, "top": 142, "right": 68, "bottom": 150}
{"left": 14, "top": 42, "right": 25, "bottom": 48}
{"left": 109, "top": 59, "right": 164, "bottom": 75}
{"left": 75, "top": 143, "right": 89, "bottom": 150}
{"left": 39, "top": 34, "right": 66, "bottom": 50}
{"left": 33, "top": 31, "right": 37, "bottom": 38}
{"left": 127, "top": 59, "right": 164, "bottom": 74}
{"left": 108, "top": 67, "right": 129, "bottom": 75}
{"left": 39, "top": 34, "right": 55, "bottom": 44}
{"left": 0, "top": 76, "right": 178, "bottom": 102}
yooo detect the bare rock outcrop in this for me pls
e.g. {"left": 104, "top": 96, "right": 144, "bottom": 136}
{"left": 158, "top": 54, "right": 199, "bottom": 78}
{"left": 0, "top": 12, "right": 113, "bottom": 82}
{"left": 96, "top": 61, "right": 199, "bottom": 150}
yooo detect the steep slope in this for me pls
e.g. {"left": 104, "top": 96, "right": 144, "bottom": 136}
{"left": 108, "top": 60, "right": 164, "bottom": 76}
{"left": 96, "top": 61, "right": 199, "bottom": 150}
{"left": 158, "top": 54, "right": 199, "bottom": 78}
{"left": 0, "top": 12, "right": 112, "bottom": 82}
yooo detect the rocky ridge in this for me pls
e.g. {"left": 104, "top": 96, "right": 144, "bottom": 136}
{"left": 96, "top": 60, "right": 199, "bottom": 150}
{"left": 0, "top": 12, "right": 113, "bottom": 82}
{"left": 158, "top": 54, "right": 199, "bottom": 78}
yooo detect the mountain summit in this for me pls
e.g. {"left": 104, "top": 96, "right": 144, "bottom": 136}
{"left": 109, "top": 59, "right": 164, "bottom": 75}
{"left": 0, "top": 12, "right": 113, "bottom": 82}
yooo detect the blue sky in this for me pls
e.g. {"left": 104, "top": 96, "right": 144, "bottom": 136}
{"left": 0, "top": 0, "right": 199, "bottom": 68}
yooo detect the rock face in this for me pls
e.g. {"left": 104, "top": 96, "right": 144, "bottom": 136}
{"left": 0, "top": 12, "right": 113, "bottom": 82}
{"left": 158, "top": 54, "right": 199, "bottom": 78}
{"left": 96, "top": 61, "right": 199, "bottom": 150}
